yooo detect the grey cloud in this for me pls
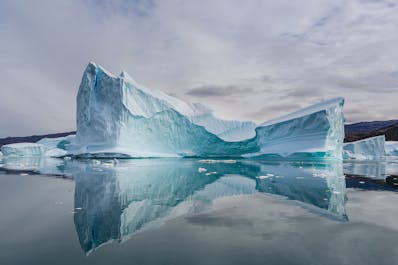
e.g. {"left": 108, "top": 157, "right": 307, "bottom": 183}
{"left": 0, "top": 0, "right": 397, "bottom": 137}
{"left": 186, "top": 85, "right": 255, "bottom": 97}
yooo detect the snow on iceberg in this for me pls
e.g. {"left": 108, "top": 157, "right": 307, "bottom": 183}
{"left": 385, "top": 141, "right": 398, "bottom": 156}
{"left": 69, "top": 62, "right": 345, "bottom": 159}
{"left": 1, "top": 143, "right": 46, "bottom": 157}
{"left": 343, "top": 135, "right": 386, "bottom": 160}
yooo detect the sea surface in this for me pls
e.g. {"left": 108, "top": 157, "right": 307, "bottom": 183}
{"left": 0, "top": 157, "right": 397, "bottom": 265}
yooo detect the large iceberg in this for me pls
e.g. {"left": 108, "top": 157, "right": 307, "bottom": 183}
{"left": 343, "top": 135, "right": 386, "bottom": 160}
{"left": 67, "top": 62, "right": 345, "bottom": 159}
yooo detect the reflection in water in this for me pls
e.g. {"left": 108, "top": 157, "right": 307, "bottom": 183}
{"left": 0, "top": 157, "right": 348, "bottom": 254}
{"left": 343, "top": 158, "right": 398, "bottom": 180}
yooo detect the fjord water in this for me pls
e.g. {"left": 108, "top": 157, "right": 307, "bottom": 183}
{"left": 0, "top": 158, "right": 397, "bottom": 265}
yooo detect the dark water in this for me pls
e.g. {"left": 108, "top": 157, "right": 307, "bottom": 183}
{"left": 0, "top": 158, "right": 397, "bottom": 265}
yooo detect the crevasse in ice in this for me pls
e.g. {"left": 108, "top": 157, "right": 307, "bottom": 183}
{"left": 67, "top": 62, "right": 345, "bottom": 159}
{"left": 343, "top": 135, "right": 386, "bottom": 160}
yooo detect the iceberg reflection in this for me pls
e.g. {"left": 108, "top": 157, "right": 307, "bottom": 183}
{"left": 67, "top": 159, "right": 347, "bottom": 254}
{"left": 0, "top": 157, "right": 347, "bottom": 253}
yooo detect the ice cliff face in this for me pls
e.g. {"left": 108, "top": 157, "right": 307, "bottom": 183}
{"left": 343, "top": 135, "right": 386, "bottom": 160}
{"left": 69, "top": 62, "right": 345, "bottom": 159}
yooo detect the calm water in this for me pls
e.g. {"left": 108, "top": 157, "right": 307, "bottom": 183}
{"left": 0, "top": 157, "right": 397, "bottom": 265}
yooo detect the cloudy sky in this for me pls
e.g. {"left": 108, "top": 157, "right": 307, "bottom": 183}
{"left": 0, "top": 0, "right": 397, "bottom": 137}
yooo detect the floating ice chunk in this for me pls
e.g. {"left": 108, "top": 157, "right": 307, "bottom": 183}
{"left": 1, "top": 143, "right": 46, "bottom": 157}
{"left": 385, "top": 141, "right": 398, "bottom": 156}
{"left": 198, "top": 167, "right": 207, "bottom": 173}
{"left": 343, "top": 135, "right": 385, "bottom": 160}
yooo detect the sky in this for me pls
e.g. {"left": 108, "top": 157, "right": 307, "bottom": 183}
{"left": 0, "top": 0, "right": 397, "bottom": 137}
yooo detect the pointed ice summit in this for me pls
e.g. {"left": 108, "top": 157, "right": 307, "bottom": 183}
{"left": 63, "top": 62, "right": 345, "bottom": 159}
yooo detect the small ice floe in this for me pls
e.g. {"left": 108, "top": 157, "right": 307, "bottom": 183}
{"left": 221, "top": 160, "right": 237, "bottom": 164}
{"left": 198, "top": 159, "right": 237, "bottom": 164}
{"left": 266, "top": 173, "right": 274, "bottom": 177}
{"left": 102, "top": 162, "right": 115, "bottom": 168}
{"left": 55, "top": 201, "right": 64, "bottom": 205}
{"left": 91, "top": 159, "right": 101, "bottom": 165}
{"left": 198, "top": 167, "right": 207, "bottom": 173}
{"left": 312, "top": 172, "right": 326, "bottom": 178}
{"left": 275, "top": 175, "right": 283, "bottom": 178}
{"left": 323, "top": 198, "right": 328, "bottom": 201}
{"left": 205, "top": 171, "right": 217, "bottom": 176}
{"left": 333, "top": 191, "right": 341, "bottom": 194}
{"left": 257, "top": 175, "right": 271, "bottom": 179}
{"left": 75, "top": 207, "right": 83, "bottom": 211}
{"left": 19, "top": 173, "right": 29, "bottom": 176}
{"left": 113, "top": 158, "right": 119, "bottom": 165}
{"left": 359, "top": 181, "right": 366, "bottom": 184}
{"left": 63, "top": 156, "right": 72, "bottom": 160}
{"left": 296, "top": 176, "right": 305, "bottom": 179}
{"left": 0, "top": 164, "right": 3, "bottom": 168}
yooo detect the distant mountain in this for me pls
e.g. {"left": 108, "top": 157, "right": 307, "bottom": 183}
{"left": 0, "top": 131, "right": 75, "bottom": 148}
{"left": 345, "top": 120, "right": 398, "bottom": 142}
{"left": 1, "top": 119, "right": 397, "bottom": 147}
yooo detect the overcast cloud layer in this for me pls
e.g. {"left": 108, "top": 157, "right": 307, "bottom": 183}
{"left": 0, "top": 0, "right": 397, "bottom": 137}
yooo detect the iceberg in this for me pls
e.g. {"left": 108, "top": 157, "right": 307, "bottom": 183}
{"left": 0, "top": 136, "right": 75, "bottom": 158}
{"left": 1, "top": 143, "right": 46, "bottom": 157}
{"left": 343, "top": 135, "right": 386, "bottom": 160}
{"left": 36, "top": 135, "right": 75, "bottom": 157}
{"left": 385, "top": 141, "right": 398, "bottom": 156}
{"left": 68, "top": 62, "right": 345, "bottom": 159}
